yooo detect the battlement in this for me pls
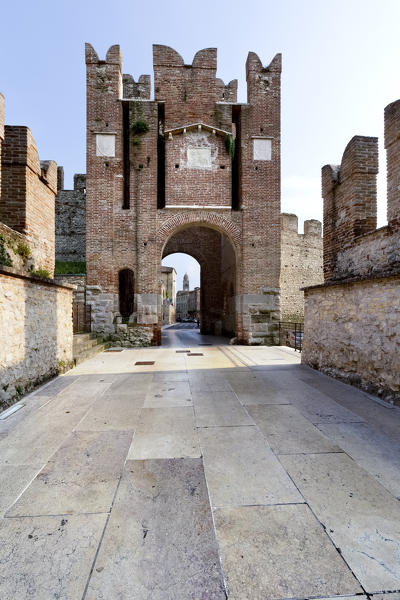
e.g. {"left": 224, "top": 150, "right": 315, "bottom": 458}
{"left": 323, "top": 100, "right": 400, "bottom": 281}
{"left": 0, "top": 95, "right": 57, "bottom": 274}
{"left": 123, "top": 74, "right": 151, "bottom": 100}
{"left": 281, "top": 213, "right": 322, "bottom": 238}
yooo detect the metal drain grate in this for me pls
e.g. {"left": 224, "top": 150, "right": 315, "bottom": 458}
{"left": 176, "top": 350, "right": 190, "bottom": 353}
{"left": 187, "top": 353, "right": 204, "bottom": 357}
{"left": 105, "top": 349, "right": 124, "bottom": 352}
{"left": 135, "top": 361, "right": 155, "bottom": 366}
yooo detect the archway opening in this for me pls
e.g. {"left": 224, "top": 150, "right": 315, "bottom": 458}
{"left": 161, "top": 253, "right": 200, "bottom": 326}
{"left": 161, "top": 224, "right": 236, "bottom": 341}
{"left": 118, "top": 268, "right": 134, "bottom": 318}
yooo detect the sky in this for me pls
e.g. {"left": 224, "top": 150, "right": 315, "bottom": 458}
{"left": 1, "top": 0, "right": 399, "bottom": 290}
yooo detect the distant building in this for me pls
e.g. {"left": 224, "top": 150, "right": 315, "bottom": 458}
{"left": 176, "top": 274, "right": 200, "bottom": 321}
{"left": 161, "top": 266, "right": 176, "bottom": 325}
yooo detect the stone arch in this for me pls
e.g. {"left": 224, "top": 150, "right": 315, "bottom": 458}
{"left": 160, "top": 220, "right": 238, "bottom": 337}
{"left": 157, "top": 212, "right": 241, "bottom": 258}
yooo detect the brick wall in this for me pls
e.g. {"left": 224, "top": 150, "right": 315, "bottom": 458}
{"left": 85, "top": 43, "right": 282, "bottom": 344}
{"left": 280, "top": 213, "right": 323, "bottom": 321}
{"left": 0, "top": 122, "right": 57, "bottom": 274}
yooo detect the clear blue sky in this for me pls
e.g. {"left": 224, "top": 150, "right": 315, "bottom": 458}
{"left": 1, "top": 0, "right": 399, "bottom": 288}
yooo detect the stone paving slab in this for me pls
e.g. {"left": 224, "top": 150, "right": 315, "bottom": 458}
{"left": 318, "top": 422, "right": 400, "bottom": 498}
{"left": 128, "top": 431, "right": 201, "bottom": 459}
{"left": 144, "top": 381, "right": 193, "bottom": 408}
{"left": 0, "top": 464, "right": 40, "bottom": 516}
{"left": 7, "top": 431, "right": 132, "bottom": 516}
{"left": 193, "top": 391, "right": 253, "bottom": 427}
{"left": 75, "top": 396, "right": 143, "bottom": 431}
{"left": 280, "top": 452, "right": 400, "bottom": 593}
{"left": 214, "top": 504, "right": 362, "bottom": 600}
{"left": 247, "top": 404, "right": 341, "bottom": 454}
{"left": 136, "top": 406, "right": 195, "bottom": 433}
{"left": 199, "top": 425, "right": 302, "bottom": 507}
{"left": 0, "top": 513, "right": 106, "bottom": 599}
{"left": 104, "top": 373, "right": 153, "bottom": 396}
{"left": 85, "top": 458, "right": 226, "bottom": 599}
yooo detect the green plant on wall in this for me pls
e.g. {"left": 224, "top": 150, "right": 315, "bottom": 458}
{"left": 31, "top": 267, "right": 51, "bottom": 279}
{"left": 130, "top": 103, "right": 149, "bottom": 150}
{"left": 0, "top": 234, "right": 12, "bottom": 267}
{"left": 16, "top": 241, "right": 31, "bottom": 260}
{"left": 224, "top": 134, "right": 235, "bottom": 159}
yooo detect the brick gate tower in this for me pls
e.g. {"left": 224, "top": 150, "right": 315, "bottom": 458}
{"left": 85, "top": 43, "right": 281, "bottom": 344}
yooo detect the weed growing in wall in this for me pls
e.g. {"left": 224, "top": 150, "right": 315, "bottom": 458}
{"left": 0, "top": 234, "right": 12, "bottom": 267}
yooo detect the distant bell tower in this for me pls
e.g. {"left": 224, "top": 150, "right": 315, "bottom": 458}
{"left": 183, "top": 273, "right": 189, "bottom": 291}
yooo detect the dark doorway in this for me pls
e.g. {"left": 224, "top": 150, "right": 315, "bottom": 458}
{"left": 118, "top": 269, "right": 134, "bottom": 317}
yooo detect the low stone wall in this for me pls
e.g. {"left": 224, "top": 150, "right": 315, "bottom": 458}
{"left": 302, "top": 275, "right": 400, "bottom": 404}
{"left": 0, "top": 268, "right": 73, "bottom": 409}
{"left": 54, "top": 274, "right": 86, "bottom": 304}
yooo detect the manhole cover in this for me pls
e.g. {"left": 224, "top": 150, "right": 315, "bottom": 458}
{"left": 135, "top": 361, "right": 155, "bottom": 366}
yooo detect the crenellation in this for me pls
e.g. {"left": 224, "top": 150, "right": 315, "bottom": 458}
{"left": 384, "top": 99, "right": 400, "bottom": 228}
{"left": 123, "top": 74, "right": 151, "bottom": 99}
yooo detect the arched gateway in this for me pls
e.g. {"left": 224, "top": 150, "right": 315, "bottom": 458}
{"left": 85, "top": 43, "right": 282, "bottom": 345}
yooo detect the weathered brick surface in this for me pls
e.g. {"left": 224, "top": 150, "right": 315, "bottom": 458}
{"left": 280, "top": 213, "right": 323, "bottom": 321}
{"left": 0, "top": 119, "right": 57, "bottom": 274}
{"left": 85, "top": 44, "right": 282, "bottom": 344}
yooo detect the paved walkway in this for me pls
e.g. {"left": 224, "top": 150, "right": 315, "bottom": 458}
{"left": 0, "top": 342, "right": 399, "bottom": 599}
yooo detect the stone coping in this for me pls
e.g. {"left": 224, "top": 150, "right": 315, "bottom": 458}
{"left": 303, "top": 271, "right": 400, "bottom": 292}
{"left": 0, "top": 265, "right": 75, "bottom": 290}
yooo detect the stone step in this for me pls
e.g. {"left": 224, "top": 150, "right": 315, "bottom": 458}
{"left": 73, "top": 342, "right": 108, "bottom": 366}
{"left": 73, "top": 337, "right": 99, "bottom": 353}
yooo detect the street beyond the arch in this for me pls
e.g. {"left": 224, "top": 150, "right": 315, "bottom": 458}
{"left": 1, "top": 330, "right": 399, "bottom": 598}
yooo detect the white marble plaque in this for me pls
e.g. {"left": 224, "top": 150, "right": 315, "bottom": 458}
{"left": 187, "top": 147, "right": 211, "bottom": 168}
{"left": 96, "top": 134, "right": 116, "bottom": 157}
{"left": 253, "top": 138, "right": 272, "bottom": 161}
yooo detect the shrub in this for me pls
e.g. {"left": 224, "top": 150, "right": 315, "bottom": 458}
{"left": 55, "top": 261, "right": 86, "bottom": 274}
{"left": 16, "top": 241, "right": 31, "bottom": 260}
{"left": 31, "top": 268, "right": 51, "bottom": 279}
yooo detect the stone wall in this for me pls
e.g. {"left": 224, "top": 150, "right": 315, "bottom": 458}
{"left": 54, "top": 274, "right": 86, "bottom": 304}
{"left": 280, "top": 213, "right": 323, "bottom": 321}
{"left": 303, "top": 98, "right": 400, "bottom": 404}
{"left": 0, "top": 268, "right": 73, "bottom": 409}
{"left": 303, "top": 276, "right": 400, "bottom": 404}
{"left": 55, "top": 171, "right": 86, "bottom": 262}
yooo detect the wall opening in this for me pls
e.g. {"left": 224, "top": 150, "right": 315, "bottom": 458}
{"left": 122, "top": 101, "right": 131, "bottom": 209}
{"left": 118, "top": 268, "right": 134, "bottom": 317}
{"left": 161, "top": 225, "right": 236, "bottom": 339}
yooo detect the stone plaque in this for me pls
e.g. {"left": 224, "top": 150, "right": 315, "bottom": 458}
{"left": 96, "top": 134, "right": 116, "bottom": 157}
{"left": 253, "top": 138, "right": 272, "bottom": 161}
{"left": 187, "top": 147, "right": 211, "bottom": 168}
